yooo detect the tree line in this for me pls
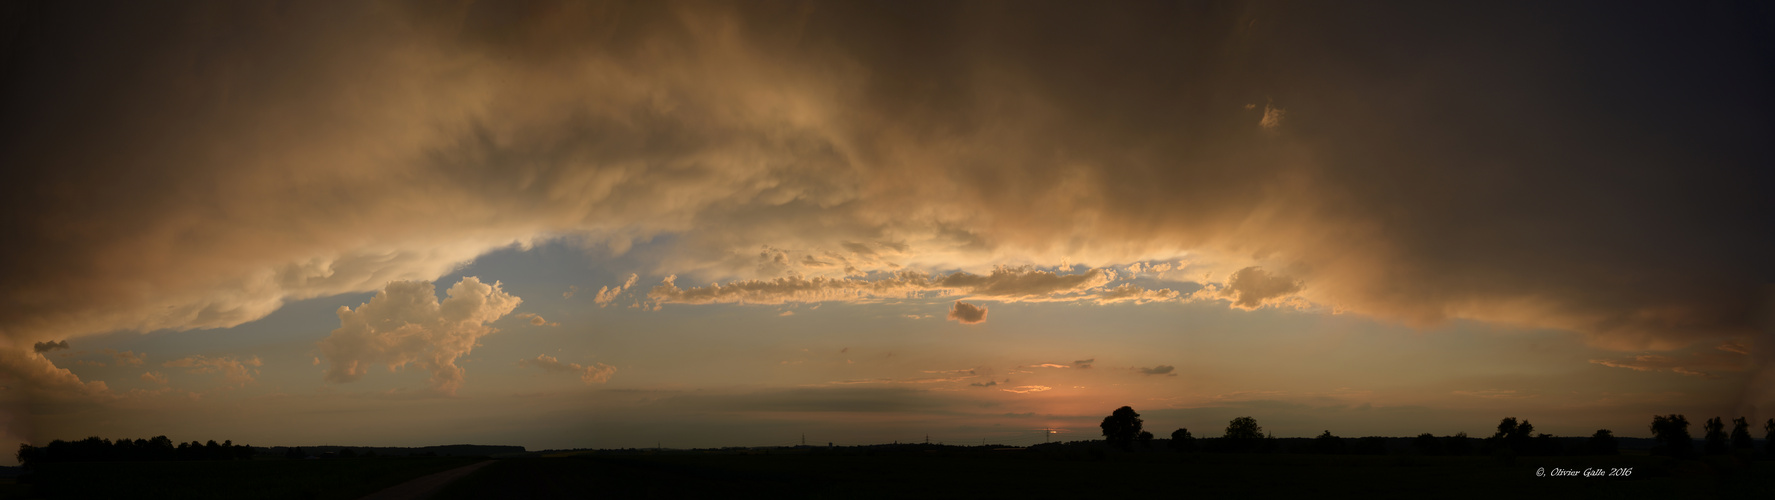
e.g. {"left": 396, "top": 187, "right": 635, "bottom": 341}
{"left": 1092, "top": 406, "right": 1775, "bottom": 457}
{"left": 15, "top": 436, "right": 255, "bottom": 467}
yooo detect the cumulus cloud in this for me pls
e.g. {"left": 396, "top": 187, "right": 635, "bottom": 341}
{"left": 947, "top": 301, "right": 988, "bottom": 325}
{"left": 140, "top": 372, "right": 168, "bottom": 385}
{"left": 519, "top": 354, "right": 616, "bottom": 384}
{"left": 32, "top": 341, "right": 68, "bottom": 354}
{"left": 1259, "top": 102, "right": 1286, "bottom": 130}
{"left": 1139, "top": 365, "right": 1177, "bottom": 376}
{"left": 163, "top": 355, "right": 263, "bottom": 387}
{"left": 1073, "top": 359, "right": 1094, "bottom": 369}
{"left": 0, "top": 348, "right": 108, "bottom": 396}
{"left": 1002, "top": 385, "right": 1052, "bottom": 394}
{"left": 516, "top": 313, "right": 558, "bottom": 327}
{"left": 594, "top": 274, "right": 639, "bottom": 307}
{"left": 317, "top": 277, "right": 521, "bottom": 395}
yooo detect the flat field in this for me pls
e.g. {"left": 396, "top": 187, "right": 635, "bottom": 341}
{"left": 1, "top": 457, "right": 482, "bottom": 499}
{"left": 435, "top": 450, "right": 1773, "bottom": 499}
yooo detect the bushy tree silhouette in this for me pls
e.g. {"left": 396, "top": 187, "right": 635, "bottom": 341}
{"left": 1587, "top": 429, "right": 1617, "bottom": 455}
{"left": 1489, "top": 417, "right": 1535, "bottom": 454}
{"left": 1099, "top": 406, "right": 1143, "bottom": 451}
{"left": 1221, "top": 416, "right": 1263, "bottom": 453}
{"left": 1728, "top": 417, "right": 1752, "bottom": 452}
{"left": 1650, "top": 414, "right": 1693, "bottom": 457}
{"left": 1765, "top": 418, "right": 1774, "bottom": 456}
{"left": 1168, "top": 428, "right": 1194, "bottom": 452}
{"left": 1702, "top": 417, "right": 1728, "bottom": 455}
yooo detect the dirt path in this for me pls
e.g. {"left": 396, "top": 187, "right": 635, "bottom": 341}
{"left": 359, "top": 460, "right": 496, "bottom": 500}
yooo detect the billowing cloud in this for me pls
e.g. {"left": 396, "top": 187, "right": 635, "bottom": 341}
{"left": 594, "top": 274, "right": 639, "bottom": 307}
{"left": 317, "top": 277, "right": 521, "bottom": 395}
{"left": 31, "top": 341, "right": 68, "bottom": 354}
{"left": 947, "top": 301, "right": 988, "bottom": 325}
{"left": 519, "top": 354, "right": 616, "bottom": 384}
{"left": 0, "top": 348, "right": 108, "bottom": 396}
{"left": 1139, "top": 365, "right": 1177, "bottom": 376}
{"left": 163, "top": 355, "right": 262, "bottom": 387}
{"left": 0, "top": 2, "right": 1764, "bottom": 372}
{"left": 1189, "top": 267, "right": 1303, "bottom": 310}
{"left": 1002, "top": 385, "right": 1052, "bottom": 394}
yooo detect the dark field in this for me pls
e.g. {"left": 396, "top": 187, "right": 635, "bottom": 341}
{"left": 436, "top": 450, "right": 1774, "bottom": 499}
{"left": 0, "top": 457, "right": 481, "bottom": 499}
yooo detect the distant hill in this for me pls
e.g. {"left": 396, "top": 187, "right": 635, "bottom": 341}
{"left": 259, "top": 444, "right": 526, "bottom": 457}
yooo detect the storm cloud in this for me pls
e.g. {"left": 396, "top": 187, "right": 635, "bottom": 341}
{"left": 0, "top": 2, "right": 1767, "bottom": 387}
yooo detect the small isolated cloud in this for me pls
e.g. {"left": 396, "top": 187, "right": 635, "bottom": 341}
{"left": 563, "top": 285, "right": 578, "bottom": 299}
{"left": 1002, "top": 385, "right": 1052, "bottom": 394}
{"left": 516, "top": 313, "right": 558, "bottom": 326}
{"left": 1260, "top": 102, "right": 1286, "bottom": 129}
{"left": 1139, "top": 365, "right": 1177, "bottom": 376}
{"left": 1032, "top": 363, "right": 1070, "bottom": 369}
{"left": 32, "top": 340, "right": 69, "bottom": 353}
{"left": 779, "top": 310, "right": 795, "bottom": 316}
{"left": 317, "top": 277, "right": 522, "bottom": 395}
{"left": 594, "top": 273, "right": 639, "bottom": 307}
{"left": 519, "top": 354, "right": 617, "bottom": 384}
{"left": 947, "top": 301, "right": 988, "bottom": 324}
{"left": 163, "top": 355, "right": 263, "bottom": 387}
{"left": 970, "top": 380, "right": 998, "bottom": 387}
{"left": 141, "top": 371, "right": 168, "bottom": 385}
{"left": 1073, "top": 359, "right": 1094, "bottom": 369}
{"left": 106, "top": 349, "right": 146, "bottom": 366}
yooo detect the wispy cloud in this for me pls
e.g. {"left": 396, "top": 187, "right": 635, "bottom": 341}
{"left": 519, "top": 354, "right": 616, "bottom": 384}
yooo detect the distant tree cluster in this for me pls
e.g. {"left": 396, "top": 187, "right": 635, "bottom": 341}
{"left": 16, "top": 436, "right": 254, "bottom": 467}
{"left": 1082, "top": 406, "right": 1775, "bottom": 458}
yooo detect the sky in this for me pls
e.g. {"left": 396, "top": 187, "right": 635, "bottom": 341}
{"left": 1, "top": 1, "right": 1772, "bottom": 463}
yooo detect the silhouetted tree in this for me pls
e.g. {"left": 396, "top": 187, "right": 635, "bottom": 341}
{"left": 1220, "top": 416, "right": 1262, "bottom": 453}
{"left": 1729, "top": 417, "right": 1753, "bottom": 452}
{"left": 1412, "top": 433, "right": 1442, "bottom": 455}
{"left": 1489, "top": 417, "right": 1535, "bottom": 454}
{"left": 1099, "top": 406, "right": 1143, "bottom": 451}
{"left": 1587, "top": 429, "right": 1618, "bottom": 455}
{"left": 1766, "top": 418, "right": 1774, "bottom": 456}
{"left": 1650, "top": 414, "right": 1693, "bottom": 457}
{"left": 1702, "top": 417, "right": 1728, "bottom": 455}
{"left": 1168, "top": 428, "right": 1195, "bottom": 452}
{"left": 1314, "top": 431, "right": 1346, "bottom": 455}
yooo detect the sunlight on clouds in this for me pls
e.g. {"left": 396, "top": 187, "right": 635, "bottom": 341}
{"left": 318, "top": 277, "right": 521, "bottom": 395}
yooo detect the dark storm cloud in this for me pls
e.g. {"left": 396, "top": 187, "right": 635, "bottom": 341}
{"left": 31, "top": 341, "right": 67, "bottom": 354}
{"left": 0, "top": 0, "right": 1768, "bottom": 359}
